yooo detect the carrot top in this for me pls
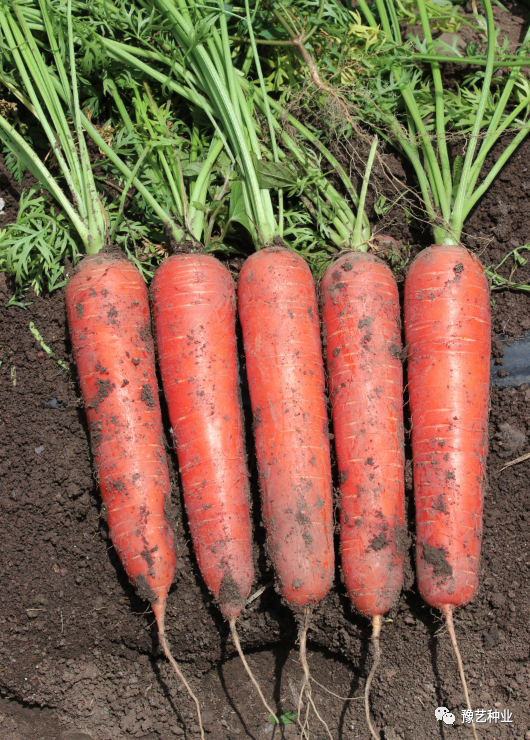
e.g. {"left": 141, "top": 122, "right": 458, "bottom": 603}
{"left": 0, "top": 0, "right": 184, "bottom": 261}
{"left": 355, "top": 0, "right": 530, "bottom": 245}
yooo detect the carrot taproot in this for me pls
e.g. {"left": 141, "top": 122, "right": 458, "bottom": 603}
{"left": 321, "top": 251, "right": 405, "bottom": 740}
{"left": 66, "top": 253, "right": 204, "bottom": 737}
{"left": 151, "top": 254, "right": 253, "bottom": 619}
{"left": 238, "top": 247, "right": 334, "bottom": 736}
{"left": 405, "top": 244, "right": 491, "bottom": 740}
{"left": 151, "top": 254, "right": 275, "bottom": 721}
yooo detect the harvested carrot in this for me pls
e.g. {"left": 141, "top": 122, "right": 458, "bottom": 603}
{"left": 151, "top": 254, "right": 253, "bottom": 618}
{"left": 405, "top": 244, "right": 491, "bottom": 740}
{"left": 151, "top": 254, "right": 275, "bottom": 720}
{"left": 238, "top": 247, "right": 334, "bottom": 736}
{"left": 66, "top": 253, "right": 203, "bottom": 737}
{"left": 321, "top": 252, "right": 405, "bottom": 740}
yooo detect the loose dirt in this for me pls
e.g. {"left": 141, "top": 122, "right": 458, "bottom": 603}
{"left": 2, "top": 3, "right": 530, "bottom": 737}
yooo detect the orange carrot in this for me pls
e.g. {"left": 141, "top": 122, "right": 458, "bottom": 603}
{"left": 151, "top": 254, "right": 253, "bottom": 619}
{"left": 151, "top": 254, "right": 275, "bottom": 720}
{"left": 238, "top": 247, "right": 334, "bottom": 735}
{"left": 66, "top": 253, "right": 203, "bottom": 737}
{"left": 405, "top": 244, "right": 491, "bottom": 740}
{"left": 321, "top": 252, "right": 405, "bottom": 740}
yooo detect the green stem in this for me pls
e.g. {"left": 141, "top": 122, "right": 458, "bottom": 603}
{"left": 241, "top": 41, "right": 257, "bottom": 74}
{"left": 466, "top": 94, "right": 530, "bottom": 202}
{"left": 66, "top": 0, "right": 106, "bottom": 252}
{"left": 253, "top": 98, "right": 356, "bottom": 229}
{"left": 364, "top": 0, "right": 445, "bottom": 229}
{"left": 98, "top": 32, "right": 360, "bottom": 222}
{"left": 0, "top": 113, "right": 90, "bottom": 246}
{"left": 250, "top": 87, "right": 360, "bottom": 211}
{"left": 267, "top": 3, "right": 298, "bottom": 38}
{"left": 356, "top": 0, "right": 379, "bottom": 28}
{"left": 385, "top": 0, "right": 402, "bottom": 43}
{"left": 378, "top": 110, "right": 438, "bottom": 225}
{"left": 466, "top": 24, "right": 530, "bottom": 197}
{"left": 244, "top": 0, "right": 283, "bottom": 238}
{"left": 2, "top": 6, "right": 86, "bottom": 221}
{"left": 411, "top": 54, "right": 530, "bottom": 67}
{"left": 374, "top": 0, "right": 393, "bottom": 39}
{"left": 464, "top": 125, "right": 530, "bottom": 217}
{"left": 190, "top": 116, "right": 200, "bottom": 163}
{"left": 140, "top": 88, "right": 186, "bottom": 218}
{"left": 450, "top": 0, "right": 496, "bottom": 241}
{"left": 416, "top": 0, "right": 452, "bottom": 204}
{"left": 101, "top": 38, "right": 214, "bottom": 112}
{"left": 150, "top": 0, "right": 273, "bottom": 241}
{"left": 110, "top": 144, "right": 151, "bottom": 241}
{"left": 401, "top": 85, "right": 450, "bottom": 221}
{"left": 304, "top": 0, "right": 324, "bottom": 42}
{"left": 228, "top": 34, "right": 295, "bottom": 46}
{"left": 352, "top": 136, "right": 377, "bottom": 249}
{"left": 81, "top": 114, "right": 185, "bottom": 243}
{"left": 188, "top": 135, "right": 225, "bottom": 239}
{"left": 106, "top": 79, "right": 139, "bottom": 148}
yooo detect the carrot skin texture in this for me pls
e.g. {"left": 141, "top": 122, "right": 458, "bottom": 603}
{"left": 322, "top": 252, "right": 405, "bottom": 617}
{"left": 151, "top": 255, "right": 254, "bottom": 620}
{"left": 238, "top": 247, "right": 334, "bottom": 608}
{"left": 66, "top": 254, "right": 175, "bottom": 622}
{"left": 405, "top": 245, "right": 491, "bottom": 609}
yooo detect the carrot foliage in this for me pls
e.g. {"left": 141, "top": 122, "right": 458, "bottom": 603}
{"left": 1, "top": 0, "right": 530, "bottom": 293}
{"left": 352, "top": 0, "right": 530, "bottom": 244}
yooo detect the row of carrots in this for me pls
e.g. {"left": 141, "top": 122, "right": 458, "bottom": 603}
{"left": 65, "top": 243, "right": 490, "bottom": 739}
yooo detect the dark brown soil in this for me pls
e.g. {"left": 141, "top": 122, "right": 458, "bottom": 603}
{"left": 2, "top": 5, "right": 530, "bottom": 739}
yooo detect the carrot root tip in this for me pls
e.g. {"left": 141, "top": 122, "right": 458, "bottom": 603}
{"left": 229, "top": 618, "right": 278, "bottom": 725}
{"left": 296, "top": 609, "right": 333, "bottom": 740}
{"left": 443, "top": 606, "right": 479, "bottom": 740}
{"left": 364, "top": 614, "right": 383, "bottom": 740}
{"left": 157, "top": 624, "right": 205, "bottom": 740}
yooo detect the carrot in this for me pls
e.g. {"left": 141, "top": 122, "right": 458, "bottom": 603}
{"left": 151, "top": 254, "right": 253, "bottom": 618}
{"left": 238, "top": 246, "right": 334, "bottom": 737}
{"left": 404, "top": 244, "right": 491, "bottom": 740}
{"left": 321, "top": 252, "right": 405, "bottom": 740}
{"left": 150, "top": 254, "right": 275, "bottom": 720}
{"left": 66, "top": 253, "right": 204, "bottom": 737}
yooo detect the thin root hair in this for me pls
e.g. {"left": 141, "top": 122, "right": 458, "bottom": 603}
{"left": 157, "top": 625, "right": 205, "bottom": 740}
{"left": 443, "top": 605, "right": 479, "bottom": 740}
{"left": 364, "top": 614, "right": 382, "bottom": 740}
{"left": 229, "top": 617, "right": 279, "bottom": 725}
{"left": 297, "top": 606, "right": 333, "bottom": 740}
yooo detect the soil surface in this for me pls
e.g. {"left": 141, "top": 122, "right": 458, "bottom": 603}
{"left": 2, "top": 3, "right": 530, "bottom": 740}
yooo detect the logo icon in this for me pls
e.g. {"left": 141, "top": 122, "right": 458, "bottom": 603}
{"left": 435, "top": 707, "right": 456, "bottom": 725}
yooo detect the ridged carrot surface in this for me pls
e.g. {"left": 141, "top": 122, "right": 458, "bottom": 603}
{"left": 405, "top": 244, "right": 491, "bottom": 609}
{"left": 151, "top": 254, "right": 253, "bottom": 619}
{"left": 238, "top": 247, "right": 334, "bottom": 608}
{"left": 321, "top": 252, "right": 405, "bottom": 617}
{"left": 66, "top": 254, "right": 175, "bottom": 625}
